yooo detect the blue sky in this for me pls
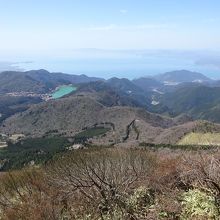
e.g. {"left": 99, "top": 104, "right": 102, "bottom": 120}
{"left": 1, "top": 0, "right": 220, "bottom": 78}
{"left": 1, "top": 0, "right": 220, "bottom": 51}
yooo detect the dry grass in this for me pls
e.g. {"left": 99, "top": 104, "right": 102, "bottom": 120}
{"left": 178, "top": 132, "right": 220, "bottom": 146}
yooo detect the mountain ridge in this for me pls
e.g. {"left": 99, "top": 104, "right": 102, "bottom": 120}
{"left": 153, "top": 70, "right": 211, "bottom": 83}
{"left": 0, "top": 69, "right": 103, "bottom": 94}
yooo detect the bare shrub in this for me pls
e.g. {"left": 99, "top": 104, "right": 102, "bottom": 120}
{"left": 0, "top": 169, "right": 63, "bottom": 220}
{"left": 149, "top": 153, "right": 184, "bottom": 218}
{"left": 47, "top": 148, "right": 157, "bottom": 219}
{"left": 180, "top": 151, "right": 220, "bottom": 198}
{"left": 1, "top": 148, "right": 219, "bottom": 219}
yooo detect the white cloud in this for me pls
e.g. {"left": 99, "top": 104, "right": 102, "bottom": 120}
{"left": 203, "top": 18, "right": 217, "bottom": 23}
{"left": 83, "top": 23, "right": 174, "bottom": 32}
{"left": 120, "top": 9, "right": 128, "bottom": 14}
{"left": 85, "top": 24, "right": 117, "bottom": 31}
{"left": 136, "top": 24, "right": 173, "bottom": 29}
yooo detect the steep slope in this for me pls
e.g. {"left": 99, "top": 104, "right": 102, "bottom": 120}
{"left": 73, "top": 80, "right": 153, "bottom": 109}
{"left": 0, "top": 95, "right": 42, "bottom": 123}
{"left": 74, "top": 84, "right": 144, "bottom": 108}
{"left": 160, "top": 85, "right": 220, "bottom": 122}
{"left": 0, "top": 69, "right": 103, "bottom": 94}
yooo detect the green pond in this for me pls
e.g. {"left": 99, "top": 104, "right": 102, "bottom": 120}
{"left": 51, "top": 85, "right": 77, "bottom": 99}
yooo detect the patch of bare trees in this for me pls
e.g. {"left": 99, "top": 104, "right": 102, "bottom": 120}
{"left": 47, "top": 148, "right": 156, "bottom": 219}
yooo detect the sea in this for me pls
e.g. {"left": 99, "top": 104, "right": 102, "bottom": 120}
{"left": 13, "top": 50, "right": 220, "bottom": 80}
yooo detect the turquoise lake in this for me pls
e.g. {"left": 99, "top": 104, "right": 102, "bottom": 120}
{"left": 51, "top": 85, "right": 77, "bottom": 99}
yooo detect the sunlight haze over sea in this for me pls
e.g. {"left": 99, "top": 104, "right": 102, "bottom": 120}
{"left": 5, "top": 49, "right": 220, "bottom": 80}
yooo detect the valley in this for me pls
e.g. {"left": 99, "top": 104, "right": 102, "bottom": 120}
{"left": 0, "top": 69, "right": 220, "bottom": 144}
{"left": 2, "top": 2, "right": 220, "bottom": 219}
{"left": 5, "top": 84, "right": 78, "bottom": 101}
{"left": 1, "top": 69, "right": 220, "bottom": 219}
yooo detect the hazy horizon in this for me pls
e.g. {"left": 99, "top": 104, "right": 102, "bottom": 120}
{"left": 1, "top": 48, "right": 220, "bottom": 79}
{"left": 1, "top": 1, "right": 220, "bottom": 79}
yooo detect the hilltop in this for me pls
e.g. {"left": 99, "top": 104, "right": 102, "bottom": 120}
{"left": 153, "top": 70, "right": 211, "bottom": 84}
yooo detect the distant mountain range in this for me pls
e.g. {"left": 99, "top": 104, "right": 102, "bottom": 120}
{"left": 0, "top": 69, "right": 213, "bottom": 94}
{"left": 1, "top": 68, "right": 220, "bottom": 144}
{"left": 0, "top": 69, "right": 213, "bottom": 95}
{"left": 153, "top": 70, "right": 212, "bottom": 84}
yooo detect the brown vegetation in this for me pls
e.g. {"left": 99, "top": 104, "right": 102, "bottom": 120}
{"left": 0, "top": 147, "right": 220, "bottom": 219}
{"left": 2, "top": 96, "right": 220, "bottom": 146}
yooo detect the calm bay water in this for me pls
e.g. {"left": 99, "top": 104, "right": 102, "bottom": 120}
{"left": 17, "top": 51, "right": 220, "bottom": 79}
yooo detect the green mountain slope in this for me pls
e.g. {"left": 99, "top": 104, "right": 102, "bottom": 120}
{"left": 161, "top": 85, "right": 220, "bottom": 122}
{"left": 132, "top": 77, "right": 163, "bottom": 92}
{"left": 0, "top": 95, "right": 42, "bottom": 123}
